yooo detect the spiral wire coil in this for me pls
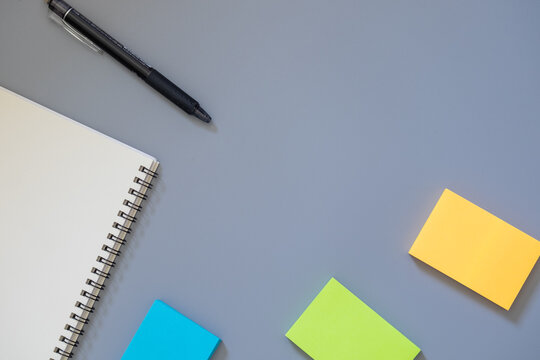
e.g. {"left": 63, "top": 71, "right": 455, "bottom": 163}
{"left": 51, "top": 165, "right": 157, "bottom": 359}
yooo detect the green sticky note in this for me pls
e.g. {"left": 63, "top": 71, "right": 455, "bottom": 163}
{"left": 286, "top": 278, "right": 420, "bottom": 360}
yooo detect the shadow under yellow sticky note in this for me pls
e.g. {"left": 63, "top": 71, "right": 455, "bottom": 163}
{"left": 286, "top": 278, "right": 420, "bottom": 360}
{"left": 410, "top": 189, "right": 540, "bottom": 310}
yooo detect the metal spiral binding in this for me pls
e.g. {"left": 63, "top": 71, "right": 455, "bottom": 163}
{"left": 51, "top": 165, "right": 158, "bottom": 360}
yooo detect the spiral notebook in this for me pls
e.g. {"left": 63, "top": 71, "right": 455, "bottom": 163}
{"left": 0, "top": 86, "right": 159, "bottom": 359}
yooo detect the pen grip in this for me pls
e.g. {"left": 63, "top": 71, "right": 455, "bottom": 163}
{"left": 144, "top": 69, "right": 198, "bottom": 114}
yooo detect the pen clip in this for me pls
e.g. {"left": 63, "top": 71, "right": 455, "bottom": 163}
{"left": 48, "top": 9, "right": 104, "bottom": 54}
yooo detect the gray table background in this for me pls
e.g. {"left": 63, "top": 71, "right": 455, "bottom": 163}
{"left": 1, "top": 1, "right": 539, "bottom": 359}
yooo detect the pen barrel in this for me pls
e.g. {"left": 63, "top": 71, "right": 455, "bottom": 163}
{"left": 52, "top": 1, "right": 152, "bottom": 77}
{"left": 144, "top": 69, "right": 199, "bottom": 114}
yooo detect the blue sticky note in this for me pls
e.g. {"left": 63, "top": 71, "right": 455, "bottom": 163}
{"left": 122, "top": 300, "right": 221, "bottom": 360}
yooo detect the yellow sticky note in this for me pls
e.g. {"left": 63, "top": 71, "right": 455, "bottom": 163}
{"left": 286, "top": 278, "right": 420, "bottom": 360}
{"left": 410, "top": 189, "right": 540, "bottom": 310}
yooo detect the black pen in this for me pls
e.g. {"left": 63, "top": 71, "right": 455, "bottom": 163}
{"left": 46, "top": 0, "right": 212, "bottom": 123}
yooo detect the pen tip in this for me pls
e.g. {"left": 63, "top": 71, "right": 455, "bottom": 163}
{"left": 193, "top": 106, "right": 212, "bottom": 123}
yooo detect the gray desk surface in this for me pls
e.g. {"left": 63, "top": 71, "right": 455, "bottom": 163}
{"left": 1, "top": 1, "right": 539, "bottom": 359}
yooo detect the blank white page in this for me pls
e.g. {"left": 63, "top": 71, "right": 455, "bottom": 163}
{"left": 0, "top": 87, "right": 158, "bottom": 359}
